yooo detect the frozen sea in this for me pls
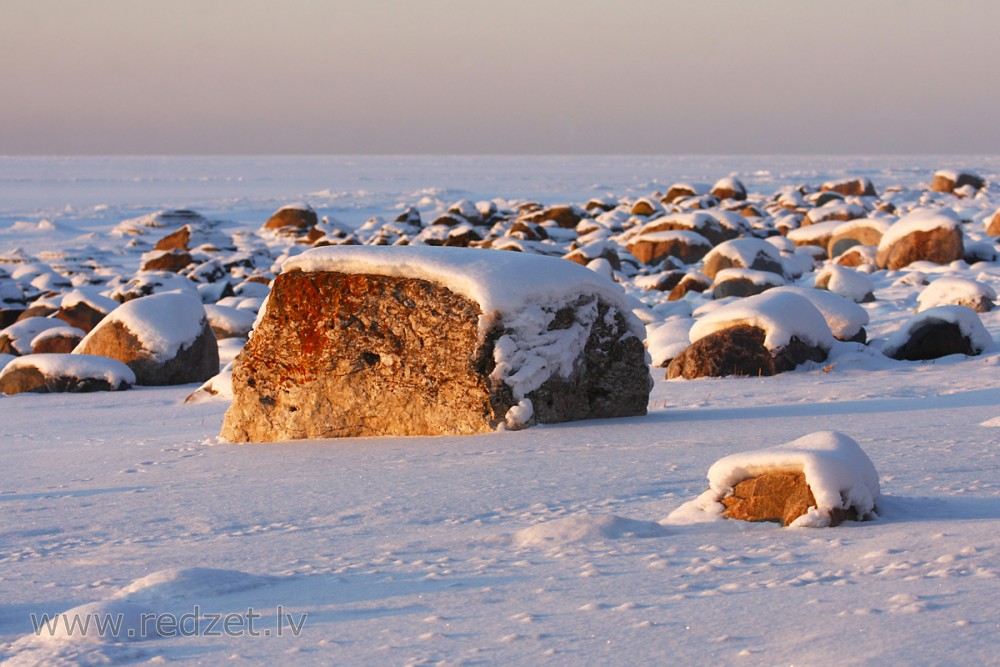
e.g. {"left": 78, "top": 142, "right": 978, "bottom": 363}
{"left": 0, "top": 155, "right": 998, "bottom": 666}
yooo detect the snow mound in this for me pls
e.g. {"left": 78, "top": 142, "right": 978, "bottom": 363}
{"left": 689, "top": 290, "right": 834, "bottom": 351}
{"left": 916, "top": 277, "right": 996, "bottom": 312}
{"left": 113, "top": 567, "right": 274, "bottom": 603}
{"left": 883, "top": 305, "right": 995, "bottom": 358}
{"left": 769, "top": 286, "right": 869, "bottom": 340}
{"left": 515, "top": 513, "right": 668, "bottom": 547}
{"left": 669, "top": 431, "right": 880, "bottom": 528}
{"left": 646, "top": 318, "right": 695, "bottom": 367}
{"left": 32, "top": 599, "right": 161, "bottom": 644}
{"left": 815, "top": 264, "right": 875, "bottom": 303}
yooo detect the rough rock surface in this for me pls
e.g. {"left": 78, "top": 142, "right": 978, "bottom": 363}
{"left": 55, "top": 301, "right": 112, "bottom": 333}
{"left": 666, "top": 325, "right": 775, "bottom": 380}
{"left": 221, "top": 270, "right": 650, "bottom": 441}
{"left": 875, "top": 225, "right": 964, "bottom": 270}
{"left": 721, "top": 471, "right": 854, "bottom": 527}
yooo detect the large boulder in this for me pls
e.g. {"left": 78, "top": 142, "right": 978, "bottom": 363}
{"left": 221, "top": 246, "right": 652, "bottom": 442}
{"left": 74, "top": 292, "right": 219, "bottom": 385}
{"left": 875, "top": 208, "right": 964, "bottom": 270}
{"left": 0, "top": 354, "right": 134, "bottom": 395}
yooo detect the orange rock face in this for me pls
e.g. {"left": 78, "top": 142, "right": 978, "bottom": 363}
{"left": 721, "top": 471, "right": 818, "bottom": 526}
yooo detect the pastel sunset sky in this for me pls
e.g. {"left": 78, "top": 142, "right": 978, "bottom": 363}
{"left": 2, "top": 0, "right": 999, "bottom": 154}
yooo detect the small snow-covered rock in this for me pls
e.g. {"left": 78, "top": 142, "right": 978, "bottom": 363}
{"left": 711, "top": 267, "right": 785, "bottom": 300}
{"left": 689, "top": 290, "right": 834, "bottom": 371}
{"left": 0, "top": 353, "right": 134, "bottom": 395}
{"left": 883, "top": 305, "right": 994, "bottom": 360}
{"left": 876, "top": 208, "right": 964, "bottom": 270}
{"left": 930, "top": 169, "right": 985, "bottom": 194}
{"left": 262, "top": 203, "right": 318, "bottom": 232}
{"left": 666, "top": 324, "right": 776, "bottom": 379}
{"left": 916, "top": 277, "right": 995, "bottom": 313}
{"left": 814, "top": 264, "right": 875, "bottom": 303}
{"left": 0, "top": 317, "right": 68, "bottom": 355}
{"left": 702, "top": 238, "right": 786, "bottom": 279}
{"left": 769, "top": 286, "right": 869, "bottom": 342}
{"left": 669, "top": 431, "right": 880, "bottom": 527}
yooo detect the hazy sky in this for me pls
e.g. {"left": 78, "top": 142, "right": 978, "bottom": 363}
{"left": 3, "top": 0, "right": 1000, "bottom": 155}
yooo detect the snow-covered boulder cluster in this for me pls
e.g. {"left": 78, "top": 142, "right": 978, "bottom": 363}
{"left": 0, "top": 166, "right": 997, "bottom": 411}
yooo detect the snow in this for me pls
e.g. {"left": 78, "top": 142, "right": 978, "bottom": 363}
{"left": 712, "top": 267, "right": 785, "bottom": 287}
{"left": 702, "top": 237, "right": 784, "bottom": 274}
{"left": 75, "top": 292, "right": 209, "bottom": 359}
{"left": 883, "top": 305, "right": 995, "bottom": 357}
{"left": 282, "top": 245, "right": 643, "bottom": 338}
{"left": 628, "top": 229, "right": 713, "bottom": 248}
{"left": 1, "top": 156, "right": 1000, "bottom": 666}
{"left": 671, "top": 431, "right": 880, "bottom": 528}
{"left": 815, "top": 263, "right": 876, "bottom": 302}
{"left": 688, "top": 290, "right": 834, "bottom": 351}
{"left": 769, "top": 286, "right": 869, "bottom": 340}
{"left": 917, "top": 276, "right": 997, "bottom": 311}
{"left": 0, "top": 353, "right": 135, "bottom": 387}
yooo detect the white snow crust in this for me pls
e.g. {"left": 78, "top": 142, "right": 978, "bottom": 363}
{"left": 916, "top": 277, "right": 996, "bottom": 311}
{"left": 75, "top": 292, "right": 209, "bottom": 359}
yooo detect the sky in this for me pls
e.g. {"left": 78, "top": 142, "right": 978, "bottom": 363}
{"left": 2, "top": 0, "right": 1000, "bottom": 155}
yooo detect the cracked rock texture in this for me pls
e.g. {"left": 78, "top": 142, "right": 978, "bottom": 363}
{"left": 221, "top": 270, "right": 651, "bottom": 441}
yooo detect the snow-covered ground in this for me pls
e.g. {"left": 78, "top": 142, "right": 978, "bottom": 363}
{"left": 1, "top": 156, "right": 999, "bottom": 666}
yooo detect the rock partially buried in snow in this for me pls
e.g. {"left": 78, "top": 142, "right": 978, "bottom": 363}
{"left": 74, "top": 292, "right": 219, "bottom": 386}
{"left": 686, "top": 290, "right": 834, "bottom": 372}
{"left": 670, "top": 431, "right": 880, "bottom": 527}
{"left": 882, "top": 305, "right": 994, "bottom": 361}
{"left": 221, "top": 246, "right": 651, "bottom": 441}
{"left": 916, "top": 277, "right": 996, "bottom": 313}
{"left": 875, "top": 208, "right": 964, "bottom": 270}
{"left": 666, "top": 324, "right": 775, "bottom": 379}
{"left": 0, "top": 353, "right": 134, "bottom": 395}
